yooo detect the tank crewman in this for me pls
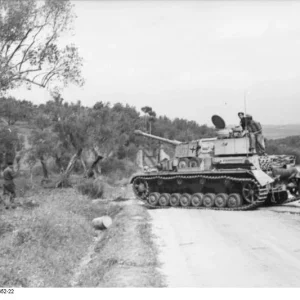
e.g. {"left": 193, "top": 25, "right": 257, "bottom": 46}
{"left": 238, "top": 112, "right": 246, "bottom": 130}
{"left": 247, "top": 118, "right": 266, "bottom": 154}
{"left": 237, "top": 112, "right": 252, "bottom": 137}
{"left": 2, "top": 161, "right": 17, "bottom": 209}
{"left": 237, "top": 112, "right": 252, "bottom": 131}
{"left": 237, "top": 112, "right": 265, "bottom": 154}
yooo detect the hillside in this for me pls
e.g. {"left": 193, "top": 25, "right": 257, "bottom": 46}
{"left": 263, "top": 124, "right": 300, "bottom": 139}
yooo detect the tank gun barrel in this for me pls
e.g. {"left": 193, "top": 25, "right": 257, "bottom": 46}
{"left": 134, "top": 130, "right": 182, "bottom": 146}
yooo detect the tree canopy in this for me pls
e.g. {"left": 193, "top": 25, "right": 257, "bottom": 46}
{"left": 0, "top": 0, "right": 84, "bottom": 93}
{"left": 0, "top": 94, "right": 217, "bottom": 178}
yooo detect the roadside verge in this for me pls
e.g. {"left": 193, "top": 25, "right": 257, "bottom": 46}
{"left": 75, "top": 200, "right": 165, "bottom": 287}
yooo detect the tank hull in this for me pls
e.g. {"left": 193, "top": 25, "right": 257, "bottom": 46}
{"left": 131, "top": 169, "right": 288, "bottom": 211}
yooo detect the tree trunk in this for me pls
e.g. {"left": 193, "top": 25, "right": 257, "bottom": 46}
{"left": 15, "top": 151, "right": 22, "bottom": 171}
{"left": 84, "top": 154, "right": 103, "bottom": 178}
{"left": 81, "top": 156, "right": 87, "bottom": 174}
{"left": 55, "top": 154, "right": 63, "bottom": 172}
{"left": 40, "top": 156, "right": 49, "bottom": 179}
{"left": 92, "top": 147, "right": 105, "bottom": 176}
{"left": 56, "top": 148, "right": 82, "bottom": 188}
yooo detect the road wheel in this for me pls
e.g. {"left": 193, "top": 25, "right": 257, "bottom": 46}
{"left": 227, "top": 193, "right": 242, "bottom": 208}
{"left": 178, "top": 158, "right": 189, "bottom": 169}
{"left": 188, "top": 158, "right": 201, "bottom": 168}
{"left": 170, "top": 193, "right": 181, "bottom": 207}
{"left": 148, "top": 193, "right": 160, "bottom": 206}
{"left": 191, "top": 193, "right": 204, "bottom": 207}
{"left": 242, "top": 182, "right": 259, "bottom": 203}
{"left": 288, "top": 178, "right": 300, "bottom": 196}
{"left": 133, "top": 178, "right": 149, "bottom": 199}
{"left": 180, "top": 193, "right": 191, "bottom": 207}
{"left": 158, "top": 193, "right": 170, "bottom": 206}
{"left": 215, "top": 193, "right": 228, "bottom": 208}
{"left": 203, "top": 193, "right": 216, "bottom": 207}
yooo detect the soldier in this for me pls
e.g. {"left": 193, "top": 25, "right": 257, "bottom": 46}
{"left": 238, "top": 112, "right": 252, "bottom": 131}
{"left": 238, "top": 112, "right": 265, "bottom": 154}
{"left": 238, "top": 112, "right": 246, "bottom": 130}
{"left": 247, "top": 118, "right": 265, "bottom": 155}
{"left": 3, "top": 161, "right": 17, "bottom": 209}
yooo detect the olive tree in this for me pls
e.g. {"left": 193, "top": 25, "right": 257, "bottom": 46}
{"left": 0, "top": 0, "right": 84, "bottom": 93}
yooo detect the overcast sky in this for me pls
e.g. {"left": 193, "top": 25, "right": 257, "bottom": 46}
{"left": 10, "top": 0, "right": 300, "bottom": 126}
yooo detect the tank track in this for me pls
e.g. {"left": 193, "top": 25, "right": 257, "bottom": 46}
{"left": 132, "top": 174, "right": 269, "bottom": 211}
{"left": 269, "top": 194, "right": 300, "bottom": 206}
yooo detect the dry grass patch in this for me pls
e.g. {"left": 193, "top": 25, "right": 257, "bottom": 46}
{"left": 76, "top": 177, "right": 134, "bottom": 201}
{"left": 75, "top": 202, "right": 165, "bottom": 287}
{"left": 0, "top": 189, "right": 119, "bottom": 287}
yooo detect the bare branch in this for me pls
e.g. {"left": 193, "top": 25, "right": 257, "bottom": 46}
{"left": 1, "top": 40, "right": 10, "bottom": 54}
{"left": 6, "top": 28, "right": 33, "bottom": 65}
{"left": 18, "top": 24, "right": 47, "bottom": 72}
{"left": 21, "top": 78, "right": 45, "bottom": 88}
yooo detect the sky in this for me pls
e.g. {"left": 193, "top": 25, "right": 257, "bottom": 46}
{"left": 9, "top": 0, "right": 300, "bottom": 126}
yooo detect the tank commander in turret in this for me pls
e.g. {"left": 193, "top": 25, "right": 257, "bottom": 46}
{"left": 237, "top": 112, "right": 265, "bottom": 155}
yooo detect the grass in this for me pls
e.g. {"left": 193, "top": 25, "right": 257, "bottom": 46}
{"left": 76, "top": 178, "right": 105, "bottom": 199}
{"left": 0, "top": 188, "right": 120, "bottom": 287}
{"left": 0, "top": 172, "right": 164, "bottom": 287}
{"left": 75, "top": 203, "right": 165, "bottom": 287}
{"left": 76, "top": 176, "right": 134, "bottom": 201}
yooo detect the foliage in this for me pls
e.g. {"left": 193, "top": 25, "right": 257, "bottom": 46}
{"left": 141, "top": 106, "right": 156, "bottom": 134}
{"left": 100, "top": 157, "right": 138, "bottom": 183}
{"left": 0, "top": 96, "right": 34, "bottom": 124}
{"left": 0, "top": 126, "right": 23, "bottom": 166}
{"left": 153, "top": 116, "right": 216, "bottom": 141}
{"left": 266, "top": 136, "right": 300, "bottom": 164}
{"left": 2, "top": 95, "right": 217, "bottom": 177}
{"left": 76, "top": 178, "right": 104, "bottom": 199}
{"left": 0, "top": 0, "right": 84, "bottom": 92}
{"left": 28, "top": 129, "right": 58, "bottom": 162}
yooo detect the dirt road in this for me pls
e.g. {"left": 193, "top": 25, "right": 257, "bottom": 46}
{"left": 150, "top": 204, "right": 300, "bottom": 287}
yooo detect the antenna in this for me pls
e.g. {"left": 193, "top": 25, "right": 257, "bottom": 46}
{"left": 244, "top": 90, "right": 249, "bottom": 158}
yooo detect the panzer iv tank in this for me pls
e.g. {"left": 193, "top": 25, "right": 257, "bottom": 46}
{"left": 131, "top": 115, "right": 300, "bottom": 211}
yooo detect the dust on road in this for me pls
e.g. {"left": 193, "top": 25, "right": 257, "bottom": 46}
{"left": 150, "top": 204, "right": 300, "bottom": 287}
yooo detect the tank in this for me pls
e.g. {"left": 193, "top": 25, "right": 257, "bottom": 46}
{"left": 131, "top": 115, "right": 300, "bottom": 211}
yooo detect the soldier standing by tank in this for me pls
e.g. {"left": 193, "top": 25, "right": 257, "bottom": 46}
{"left": 2, "top": 161, "right": 17, "bottom": 209}
{"left": 238, "top": 112, "right": 265, "bottom": 154}
{"left": 247, "top": 118, "right": 266, "bottom": 154}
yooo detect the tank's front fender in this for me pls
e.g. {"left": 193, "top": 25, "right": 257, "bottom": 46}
{"left": 251, "top": 170, "right": 274, "bottom": 186}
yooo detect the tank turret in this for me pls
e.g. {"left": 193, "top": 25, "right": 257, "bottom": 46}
{"left": 135, "top": 129, "right": 212, "bottom": 169}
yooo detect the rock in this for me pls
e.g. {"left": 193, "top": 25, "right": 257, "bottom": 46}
{"left": 92, "top": 216, "right": 112, "bottom": 230}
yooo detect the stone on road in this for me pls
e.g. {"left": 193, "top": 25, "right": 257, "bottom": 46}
{"left": 150, "top": 207, "right": 300, "bottom": 287}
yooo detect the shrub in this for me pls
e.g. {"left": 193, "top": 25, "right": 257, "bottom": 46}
{"left": 100, "top": 158, "right": 138, "bottom": 184}
{"left": 32, "top": 164, "right": 43, "bottom": 176}
{"left": 15, "top": 176, "right": 32, "bottom": 197}
{"left": 76, "top": 178, "right": 104, "bottom": 199}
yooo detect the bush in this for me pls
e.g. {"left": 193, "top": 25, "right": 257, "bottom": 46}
{"left": 76, "top": 178, "right": 105, "bottom": 199}
{"left": 266, "top": 136, "right": 300, "bottom": 164}
{"left": 100, "top": 158, "right": 138, "bottom": 184}
{"left": 47, "top": 159, "right": 60, "bottom": 174}
{"left": 32, "top": 164, "right": 43, "bottom": 176}
{"left": 15, "top": 176, "right": 32, "bottom": 197}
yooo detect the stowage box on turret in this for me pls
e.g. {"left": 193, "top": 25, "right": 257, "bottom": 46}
{"left": 131, "top": 115, "right": 300, "bottom": 211}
